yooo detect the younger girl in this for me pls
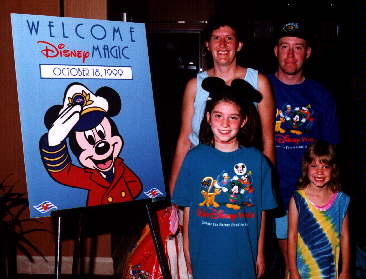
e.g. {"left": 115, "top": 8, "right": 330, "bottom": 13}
{"left": 172, "top": 77, "right": 277, "bottom": 279}
{"left": 288, "top": 141, "right": 350, "bottom": 279}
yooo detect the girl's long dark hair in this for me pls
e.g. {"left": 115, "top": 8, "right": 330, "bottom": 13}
{"left": 297, "top": 140, "right": 341, "bottom": 192}
{"left": 199, "top": 77, "right": 263, "bottom": 150}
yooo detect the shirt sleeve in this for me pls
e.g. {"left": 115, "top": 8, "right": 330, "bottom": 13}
{"left": 171, "top": 153, "right": 194, "bottom": 207}
{"left": 260, "top": 155, "right": 277, "bottom": 211}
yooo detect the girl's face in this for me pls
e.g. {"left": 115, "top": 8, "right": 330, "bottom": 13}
{"left": 205, "top": 25, "right": 243, "bottom": 66}
{"left": 206, "top": 100, "right": 246, "bottom": 146}
{"left": 307, "top": 157, "right": 333, "bottom": 189}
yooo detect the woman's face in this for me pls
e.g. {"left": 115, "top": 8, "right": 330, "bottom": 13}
{"left": 205, "top": 25, "right": 243, "bottom": 66}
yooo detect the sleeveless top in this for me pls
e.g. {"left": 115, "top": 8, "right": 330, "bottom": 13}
{"left": 189, "top": 68, "right": 259, "bottom": 146}
{"left": 293, "top": 190, "right": 349, "bottom": 279}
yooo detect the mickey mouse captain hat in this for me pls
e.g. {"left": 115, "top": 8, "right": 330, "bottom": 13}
{"left": 61, "top": 83, "right": 109, "bottom": 131}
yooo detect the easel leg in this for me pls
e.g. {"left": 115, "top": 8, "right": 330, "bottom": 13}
{"left": 55, "top": 215, "right": 62, "bottom": 279}
{"left": 145, "top": 203, "right": 172, "bottom": 279}
{"left": 72, "top": 210, "right": 84, "bottom": 278}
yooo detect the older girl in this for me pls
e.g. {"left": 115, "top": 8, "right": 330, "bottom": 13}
{"left": 172, "top": 77, "right": 277, "bottom": 279}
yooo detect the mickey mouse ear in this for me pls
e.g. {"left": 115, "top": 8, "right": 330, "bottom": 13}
{"left": 231, "top": 79, "right": 262, "bottom": 103}
{"left": 202, "top": 77, "right": 226, "bottom": 93}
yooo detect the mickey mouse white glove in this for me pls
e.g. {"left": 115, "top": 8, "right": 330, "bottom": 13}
{"left": 48, "top": 105, "right": 81, "bottom": 146}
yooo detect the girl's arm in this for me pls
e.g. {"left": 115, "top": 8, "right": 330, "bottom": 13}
{"left": 183, "top": 207, "right": 192, "bottom": 275}
{"left": 288, "top": 197, "right": 301, "bottom": 279}
{"left": 257, "top": 73, "right": 275, "bottom": 165}
{"left": 168, "top": 78, "right": 197, "bottom": 196}
{"left": 339, "top": 211, "right": 350, "bottom": 279}
{"left": 256, "top": 211, "right": 266, "bottom": 278}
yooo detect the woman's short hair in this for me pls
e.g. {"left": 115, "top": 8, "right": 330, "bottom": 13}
{"left": 203, "top": 15, "right": 243, "bottom": 43}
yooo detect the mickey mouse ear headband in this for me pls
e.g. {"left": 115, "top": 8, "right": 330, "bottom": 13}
{"left": 202, "top": 77, "right": 262, "bottom": 104}
{"left": 231, "top": 79, "right": 262, "bottom": 103}
{"left": 202, "top": 76, "right": 226, "bottom": 96}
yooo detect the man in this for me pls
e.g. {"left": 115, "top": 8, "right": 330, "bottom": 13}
{"left": 268, "top": 20, "right": 340, "bottom": 277}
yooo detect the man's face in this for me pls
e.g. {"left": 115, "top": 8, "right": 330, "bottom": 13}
{"left": 274, "top": 36, "right": 311, "bottom": 76}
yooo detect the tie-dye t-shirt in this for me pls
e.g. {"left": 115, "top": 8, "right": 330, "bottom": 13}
{"left": 293, "top": 190, "right": 349, "bottom": 279}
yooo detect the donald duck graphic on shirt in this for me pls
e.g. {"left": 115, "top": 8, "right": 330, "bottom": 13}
{"left": 198, "top": 163, "right": 255, "bottom": 210}
{"left": 275, "top": 104, "right": 314, "bottom": 135}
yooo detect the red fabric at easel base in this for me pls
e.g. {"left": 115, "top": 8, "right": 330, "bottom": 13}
{"left": 124, "top": 206, "right": 190, "bottom": 279}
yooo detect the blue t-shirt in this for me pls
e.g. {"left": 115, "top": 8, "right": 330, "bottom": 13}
{"left": 268, "top": 74, "right": 340, "bottom": 209}
{"left": 172, "top": 144, "right": 277, "bottom": 279}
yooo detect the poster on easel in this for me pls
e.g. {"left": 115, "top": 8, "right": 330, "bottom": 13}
{"left": 11, "top": 13, "right": 166, "bottom": 218}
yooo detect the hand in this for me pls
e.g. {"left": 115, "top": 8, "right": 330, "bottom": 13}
{"left": 289, "top": 271, "right": 302, "bottom": 279}
{"left": 256, "top": 253, "right": 265, "bottom": 278}
{"left": 186, "top": 260, "right": 193, "bottom": 276}
{"left": 338, "top": 272, "right": 350, "bottom": 279}
{"left": 48, "top": 105, "right": 81, "bottom": 146}
{"left": 169, "top": 205, "right": 179, "bottom": 235}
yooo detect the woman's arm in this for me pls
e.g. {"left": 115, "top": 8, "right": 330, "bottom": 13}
{"left": 339, "top": 211, "right": 350, "bottom": 279}
{"left": 288, "top": 197, "right": 301, "bottom": 279}
{"left": 183, "top": 207, "right": 192, "bottom": 275}
{"left": 257, "top": 73, "right": 275, "bottom": 165}
{"left": 168, "top": 78, "right": 197, "bottom": 196}
{"left": 256, "top": 211, "right": 266, "bottom": 278}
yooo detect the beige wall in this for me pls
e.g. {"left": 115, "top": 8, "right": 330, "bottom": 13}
{"left": 0, "top": 0, "right": 111, "bottom": 271}
{"left": 63, "top": 0, "right": 107, "bottom": 19}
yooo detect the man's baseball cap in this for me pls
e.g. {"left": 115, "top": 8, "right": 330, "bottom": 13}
{"left": 274, "top": 20, "right": 310, "bottom": 44}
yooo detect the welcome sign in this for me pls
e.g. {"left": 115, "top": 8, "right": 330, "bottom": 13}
{"left": 11, "top": 13, "right": 166, "bottom": 217}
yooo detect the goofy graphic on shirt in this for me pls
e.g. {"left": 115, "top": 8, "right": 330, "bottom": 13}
{"left": 199, "top": 163, "right": 255, "bottom": 210}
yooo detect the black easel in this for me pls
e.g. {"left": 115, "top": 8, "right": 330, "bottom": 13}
{"left": 145, "top": 202, "right": 172, "bottom": 279}
{"left": 55, "top": 215, "right": 62, "bottom": 279}
{"left": 52, "top": 199, "right": 171, "bottom": 279}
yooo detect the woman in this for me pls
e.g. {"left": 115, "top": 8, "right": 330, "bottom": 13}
{"left": 169, "top": 16, "right": 275, "bottom": 195}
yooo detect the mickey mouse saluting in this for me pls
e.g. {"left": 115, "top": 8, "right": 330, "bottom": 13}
{"left": 39, "top": 82, "right": 142, "bottom": 206}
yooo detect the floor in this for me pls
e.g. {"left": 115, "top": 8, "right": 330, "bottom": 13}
{"left": 18, "top": 276, "right": 137, "bottom": 279}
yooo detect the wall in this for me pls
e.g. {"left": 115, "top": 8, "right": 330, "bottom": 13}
{"left": 0, "top": 0, "right": 113, "bottom": 275}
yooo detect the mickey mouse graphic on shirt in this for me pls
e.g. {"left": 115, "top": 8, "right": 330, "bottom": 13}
{"left": 39, "top": 82, "right": 142, "bottom": 207}
{"left": 198, "top": 163, "right": 255, "bottom": 210}
{"left": 275, "top": 104, "right": 314, "bottom": 135}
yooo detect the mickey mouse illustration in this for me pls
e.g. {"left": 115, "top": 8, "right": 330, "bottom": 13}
{"left": 39, "top": 82, "right": 142, "bottom": 206}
